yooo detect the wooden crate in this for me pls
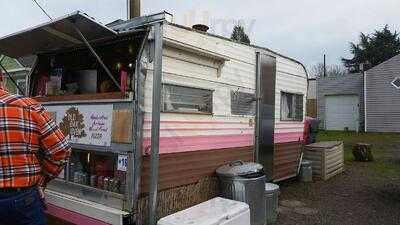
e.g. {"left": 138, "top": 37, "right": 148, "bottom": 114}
{"left": 303, "top": 141, "right": 344, "bottom": 181}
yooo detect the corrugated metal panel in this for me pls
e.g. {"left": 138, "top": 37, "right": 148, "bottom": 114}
{"left": 366, "top": 54, "right": 400, "bottom": 132}
{"left": 317, "top": 74, "right": 364, "bottom": 130}
{"left": 140, "top": 146, "right": 253, "bottom": 193}
{"left": 0, "top": 11, "right": 117, "bottom": 58}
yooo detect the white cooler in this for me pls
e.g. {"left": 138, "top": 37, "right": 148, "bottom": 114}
{"left": 157, "top": 197, "right": 250, "bottom": 225}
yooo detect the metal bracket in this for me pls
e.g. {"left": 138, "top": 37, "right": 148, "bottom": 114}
{"left": 70, "top": 22, "right": 122, "bottom": 91}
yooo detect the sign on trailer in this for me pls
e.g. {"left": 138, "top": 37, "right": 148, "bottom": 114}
{"left": 46, "top": 104, "right": 113, "bottom": 146}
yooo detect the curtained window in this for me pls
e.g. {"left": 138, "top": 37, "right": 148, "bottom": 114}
{"left": 281, "top": 92, "right": 304, "bottom": 121}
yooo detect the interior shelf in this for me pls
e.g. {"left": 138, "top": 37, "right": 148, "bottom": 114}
{"left": 34, "top": 92, "right": 131, "bottom": 103}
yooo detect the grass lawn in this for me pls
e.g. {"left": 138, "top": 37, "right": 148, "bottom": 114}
{"left": 317, "top": 131, "right": 400, "bottom": 176}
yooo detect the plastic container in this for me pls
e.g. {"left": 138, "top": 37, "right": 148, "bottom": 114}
{"left": 216, "top": 161, "right": 266, "bottom": 225}
{"left": 157, "top": 197, "right": 250, "bottom": 225}
{"left": 299, "top": 160, "right": 313, "bottom": 182}
{"left": 265, "top": 183, "right": 280, "bottom": 224}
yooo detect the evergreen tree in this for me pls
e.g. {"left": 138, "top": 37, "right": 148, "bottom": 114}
{"left": 231, "top": 25, "right": 251, "bottom": 44}
{"left": 342, "top": 25, "right": 400, "bottom": 73}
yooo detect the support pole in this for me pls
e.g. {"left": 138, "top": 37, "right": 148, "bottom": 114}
{"left": 254, "top": 52, "right": 261, "bottom": 163}
{"left": 148, "top": 22, "right": 163, "bottom": 225}
{"left": 129, "top": 30, "right": 149, "bottom": 224}
{"left": 71, "top": 23, "right": 122, "bottom": 91}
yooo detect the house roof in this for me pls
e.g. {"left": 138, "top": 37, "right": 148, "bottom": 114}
{"left": 367, "top": 54, "right": 400, "bottom": 73}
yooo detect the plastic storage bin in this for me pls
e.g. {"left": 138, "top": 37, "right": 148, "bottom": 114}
{"left": 157, "top": 197, "right": 250, "bottom": 225}
{"left": 216, "top": 161, "right": 266, "bottom": 225}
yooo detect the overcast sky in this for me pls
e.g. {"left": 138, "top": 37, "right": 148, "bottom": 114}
{"left": 1, "top": 0, "right": 400, "bottom": 73}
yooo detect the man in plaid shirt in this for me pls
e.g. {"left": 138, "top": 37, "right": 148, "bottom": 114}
{"left": 0, "top": 87, "right": 71, "bottom": 225}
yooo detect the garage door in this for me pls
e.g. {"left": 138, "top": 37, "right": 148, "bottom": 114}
{"left": 325, "top": 95, "right": 359, "bottom": 131}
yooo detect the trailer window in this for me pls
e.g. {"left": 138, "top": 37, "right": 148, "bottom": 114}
{"left": 231, "top": 91, "right": 256, "bottom": 116}
{"left": 162, "top": 84, "right": 213, "bottom": 114}
{"left": 281, "top": 92, "right": 303, "bottom": 121}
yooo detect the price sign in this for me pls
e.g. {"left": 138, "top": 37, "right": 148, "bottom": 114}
{"left": 117, "top": 155, "right": 128, "bottom": 172}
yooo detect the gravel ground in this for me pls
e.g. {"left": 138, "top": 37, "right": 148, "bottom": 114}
{"left": 277, "top": 133, "right": 400, "bottom": 225}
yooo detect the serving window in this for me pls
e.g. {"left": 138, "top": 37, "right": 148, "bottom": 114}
{"left": 29, "top": 34, "right": 146, "bottom": 102}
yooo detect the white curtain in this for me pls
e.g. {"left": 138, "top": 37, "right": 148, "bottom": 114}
{"left": 281, "top": 93, "right": 293, "bottom": 120}
{"left": 163, "top": 86, "right": 174, "bottom": 111}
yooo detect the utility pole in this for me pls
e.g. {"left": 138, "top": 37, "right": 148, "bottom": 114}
{"left": 127, "top": 0, "right": 141, "bottom": 19}
{"left": 323, "top": 54, "right": 326, "bottom": 77}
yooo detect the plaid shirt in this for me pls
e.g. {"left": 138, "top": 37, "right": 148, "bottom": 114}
{"left": 0, "top": 89, "right": 71, "bottom": 188}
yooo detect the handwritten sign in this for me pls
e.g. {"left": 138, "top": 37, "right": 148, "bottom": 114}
{"left": 45, "top": 104, "right": 113, "bottom": 146}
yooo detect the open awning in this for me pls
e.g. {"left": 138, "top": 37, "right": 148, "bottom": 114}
{"left": 0, "top": 11, "right": 117, "bottom": 58}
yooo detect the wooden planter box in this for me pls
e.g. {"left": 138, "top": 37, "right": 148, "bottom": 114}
{"left": 303, "top": 141, "right": 344, "bottom": 181}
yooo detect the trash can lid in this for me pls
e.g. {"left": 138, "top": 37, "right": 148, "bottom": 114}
{"left": 265, "top": 183, "right": 280, "bottom": 194}
{"left": 301, "top": 160, "right": 312, "bottom": 167}
{"left": 216, "top": 160, "right": 263, "bottom": 177}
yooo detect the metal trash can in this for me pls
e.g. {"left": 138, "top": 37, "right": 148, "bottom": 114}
{"left": 265, "top": 183, "right": 280, "bottom": 224}
{"left": 299, "top": 160, "right": 313, "bottom": 182}
{"left": 216, "top": 161, "right": 266, "bottom": 225}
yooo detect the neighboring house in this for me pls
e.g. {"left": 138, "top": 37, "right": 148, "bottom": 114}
{"left": 307, "top": 77, "right": 317, "bottom": 118}
{"left": 365, "top": 54, "right": 400, "bottom": 132}
{"left": 317, "top": 73, "right": 364, "bottom": 131}
{"left": 0, "top": 55, "right": 31, "bottom": 95}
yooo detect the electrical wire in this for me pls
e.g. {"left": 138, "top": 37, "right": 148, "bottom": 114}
{"left": 32, "top": 0, "right": 52, "bottom": 20}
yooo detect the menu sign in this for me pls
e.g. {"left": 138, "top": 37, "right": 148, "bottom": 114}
{"left": 45, "top": 104, "right": 113, "bottom": 146}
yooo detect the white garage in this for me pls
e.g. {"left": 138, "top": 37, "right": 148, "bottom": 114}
{"left": 325, "top": 95, "right": 359, "bottom": 131}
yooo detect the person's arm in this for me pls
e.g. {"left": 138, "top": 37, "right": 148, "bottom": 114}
{"left": 34, "top": 106, "right": 71, "bottom": 186}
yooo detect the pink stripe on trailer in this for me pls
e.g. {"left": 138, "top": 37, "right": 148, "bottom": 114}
{"left": 143, "top": 131, "right": 305, "bottom": 154}
{"left": 143, "top": 134, "right": 254, "bottom": 154}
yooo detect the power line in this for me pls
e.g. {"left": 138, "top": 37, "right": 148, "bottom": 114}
{"left": 32, "top": 0, "right": 52, "bottom": 20}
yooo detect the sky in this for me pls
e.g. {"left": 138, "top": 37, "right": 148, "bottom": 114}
{"left": 0, "top": 0, "right": 400, "bottom": 73}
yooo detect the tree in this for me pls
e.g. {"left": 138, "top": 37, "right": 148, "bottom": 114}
{"left": 231, "top": 25, "right": 251, "bottom": 44}
{"left": 59, "top": 107, "right": 87, "bottom": 141}
{"left": 312, "top": 63, "right": 347, "bottom": 78}
{"left": 342, "top": 25, "right": 400, "bottom": 73}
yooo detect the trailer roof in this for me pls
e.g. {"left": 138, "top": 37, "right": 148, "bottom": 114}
{"left": 0, "top": 11, "right": 117, "bottom": 58}
{"left": 0, "top": 11, "right": 308, "bottom": 77}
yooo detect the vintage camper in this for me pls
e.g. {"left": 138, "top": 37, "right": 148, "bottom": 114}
{"left": 0, "top": 11, "right": 308, "bottom": 225}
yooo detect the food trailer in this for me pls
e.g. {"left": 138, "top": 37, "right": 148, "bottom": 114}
{"left": 0, "top": 11, "right": 308, "bottom": 225}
